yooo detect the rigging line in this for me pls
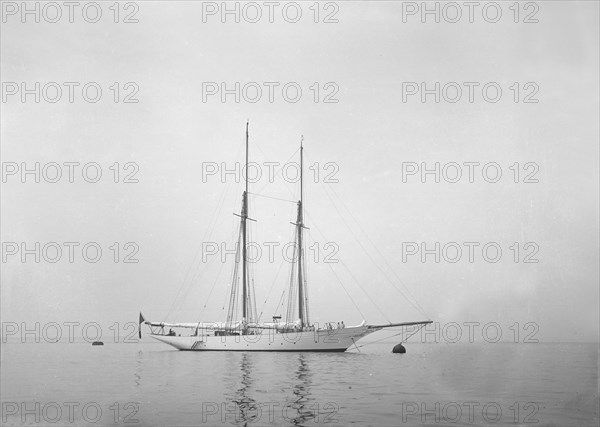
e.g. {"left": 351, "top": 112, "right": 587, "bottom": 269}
{"left": 163, "top": 176, "right": 233, "bottom": 321}
{"left": 355, "top": 330, "right": 404, "bottom": 349}
{"left": 322, "top": 255, "right": 366, "bottom": 320}
{"left": 247, "top": 224, "right": 259, "bottom": 323}
{"left": 193, "top": 205, "right": 238, "bottom": 291}
{"left": 355, "top": 323, "right": 427, "bottom": 349}
{"left": 275, "top": 290, "right": 286, "bottom": 315}
{"left": 277, "top": 290, "right": 287, "bottom": 314}
{"left": 250, "top": 277, "right": 258, "bottom": 323}
{"left": 170, "top": 184, "right": 235, "bottom": 320}
{"left": 220, "top": 284, "right": 230, "bottom": 312}
{"left": 230, "top": 245, "right": 241, "bottom": 327}
{"left": 224, "top": 224, "right": 242, "bottom": 316}
{"left": 223, "top": 223, "right": 241, "bottom": 310}
{"left": 256, "top": 149, "right": 390, "bottom": 322}
{"left": 326, "top": 184, "right": 429, "bottom": 318}
{"left": 315, "top": 176, "right": 428, "bottom": 319}
{"left": 306, "top": 151, "right": 428, "bottom": 318}
{"left": 165, "top": 247, "right": 217, "bottom": 322}
{"left": 286, "top": 234, "right": 298, "bottom": 323}
{"left": 199, "top": 222, "right": 240, "bottom": 321}
{"left": 169, "top": 243, "right": 218, "bottom": 315}
{"left": 256, "top": 256, "right": 287, "bottom": 323}
{"left": 305, "top": 220, "right": 391, "bottom": 323}
{"left": 300, "top": 220, "right": 310, "bottom": 324}
{"left": 337, "top": 254, "right": 391, "bottom": 323}
{"left": 250, "top": 137, "right": 270, "bottom": 165}
{"left": 183, "top": 164, "right": 233, "bottom": 287}
{"left": 254, "top": 147, "right": 300, "bottom": 195}
{"left": 253, "top": 154, "right": 301, "bottom": 215}
{"left": 286, "top": 224, "right": 300, "bottom": 323}
{"left": 248, "top": 192, "right": 297, "bottom": 204}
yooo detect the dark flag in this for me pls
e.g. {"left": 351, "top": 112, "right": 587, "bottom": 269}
{"left": 138, "top": 312, "right": 146, "bottom": 339}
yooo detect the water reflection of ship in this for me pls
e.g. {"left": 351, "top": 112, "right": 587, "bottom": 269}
{"left": 287, "top": 354, "right": 316, "bottom": 426}
{"left": 225, "top": 353, "right": 320, "bottom": 427}
{"left": 134, "top": 350, "right": 143, "bottom": 388}
{"left": 232, "top": 354, "right": 259, "bottom": 426}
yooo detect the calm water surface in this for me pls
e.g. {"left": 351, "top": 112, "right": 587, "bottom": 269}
{"left": 1, "top": 342, "right": 598, "bottom": 426}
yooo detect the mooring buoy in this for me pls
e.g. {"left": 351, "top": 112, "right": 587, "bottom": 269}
{"left": 392, "top": 343, "right": 406, "bottom": 353}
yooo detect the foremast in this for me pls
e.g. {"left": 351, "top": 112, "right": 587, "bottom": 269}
{"left": 226, "top": 121, "right": 255, "bottom": 333}
{"left": 293, "top": 137, "right": 310, "bottom": 329}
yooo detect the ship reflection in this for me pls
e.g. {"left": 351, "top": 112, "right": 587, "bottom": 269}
{"left": 134, "top": 350, "right": 142, "bottom": 387}
{"left": 286, "top": 354, "right": 316, "bottom": 426}
{"left": 226, "top": 353, "right": 318, "bottom": 427}
{"left": 229, "top": 353, "right": 260, "bottom": 426}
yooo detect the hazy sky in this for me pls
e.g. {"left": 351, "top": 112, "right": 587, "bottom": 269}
{"left": 1, "top": 1, "right": 598, "bottom": 342}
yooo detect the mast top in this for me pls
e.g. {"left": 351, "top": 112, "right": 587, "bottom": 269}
{"left": 245, "top": 121, "right": 249, "bottom": 194}
{"left": 299, "top": 135, "right": 304, "bottom": 206}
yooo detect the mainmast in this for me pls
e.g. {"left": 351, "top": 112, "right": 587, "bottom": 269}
{"left": 296, "top": 136, "right": 307, "bottom": 328}
{"left": 242, "top": 121, "right": 249, "bottom": 322}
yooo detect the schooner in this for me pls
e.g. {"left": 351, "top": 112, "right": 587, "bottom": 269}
{"left": 140, "top": 123, "right": 431, "bottom": 351}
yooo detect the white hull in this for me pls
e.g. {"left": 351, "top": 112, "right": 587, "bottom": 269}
{"left": 150, "top": 326, "right": 378, "bottom": 352}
